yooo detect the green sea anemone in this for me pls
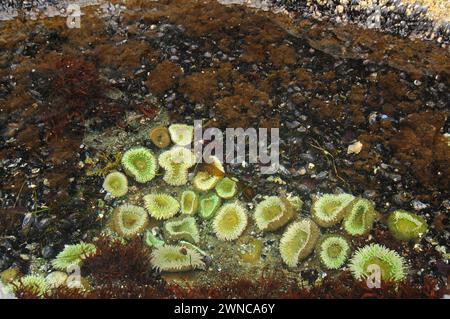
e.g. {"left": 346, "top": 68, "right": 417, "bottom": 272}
{"left": 387, "top": 210, "right": 428, "bottom": 241}
{"left": 51, "top": 242, "right": 97, "bottom": 271}
{"left": 180, "top": 190, "right": 198, "bottom": 215}
{"left": 193, "top": 171, "right": 221, "bottom": 192}
{"left": 279, "top": 219, "right": 320, "bottom": 267}
{"left": 163, "top": 216, "right": 200, "bottom": 243}
{"left": 111, "top": 204, "right": 149, "bottom": 238}
{"left": 316, "top": 234, "right": 350, "bottom": 270}
{"left": 158, "top": 147, "right": 196, "bottom": 186}
{"left": 15, "top": 275, "right": 49, "bottom": 297}
{"left": 144, "top": 193, "right": 180, "bottom": 220}
{"left": 349, "top": 243, "right": 407, "bottom": 282}
{"left": 168, "top": 124, "right": 194, "bottom": 146}
{"left": 213, "top": 201, "right": 248, "bottom": 241}
{"left": 45, "top": 271, "right": 68, "bottom": 289}
{"left": 254, "top": 196, "right": 294, "bottom": 232}
{"left": 102, "top": 171, "right": 128, "bottom": 197}
{"left": 286, "top": 195, "right": 303, "bottom": 211}
{"left": 144, "top": 230, "right": 165, "bottom": 248}
{"left": 199, "top": 193, "right": 222, "bottom": 220}
{"left": 343, "top": 198, "right": 376, "bottom": 236}
{"left": 149, "top": 126, "right": 171, "bottom": 149}
{"left": 311, "top": 193, "right": 355, "bottom": 227}
{"left": 215, "top": 177, "right": 238, "bottom": 199}
{"left": 121, "top": 147, "right": 158, "bottom": 183}
{"left": 151, "top": 245, "right": 205, "bottom": 272}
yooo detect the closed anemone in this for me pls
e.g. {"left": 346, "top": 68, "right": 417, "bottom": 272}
{"left": 279, "top": 219, "right": 320, "bottom": 267}
{"left": 215, "top": 177, "right": 238, "bottom": 199}
{"left": 387, "top": 210, "right": 428, "bottom": 241}
{"left": 121, "top": 147, "right": 157, "bottom": 183}
{"left": 102, "top": 171, "right": 128, "bottom": 197}
{"left": 199, "top": 193, "right": 221, "bottom": 220}
{"left": 144, "top": 193, "right": 180, "bottom": 220}
{"left": 168, "top": 124, "right": 194, "bottom": 146}
{"left": 213, "top": 201, "right": 248, "bottom": 241}
{"left": 349, "top": 243, "right": 407, "bottom": 282}
{"left": 149, "top": 126, "right": 171, "bottom": 149}
{"left": 52, "top": 242, "right": 97, "bottom": 271}
{"left": 158, "top": 147, "right": 196, "bottom": 186}
{"left": 343, "top": 198, "right": 376, "bottom": 236}
{"left": 311, "top": 193, "right": 355, "bottom": 227}
{"left": 254, "top": 196, "right": 294, "bottom": 232}
{"left": 151, "top": 245, "right": 205, "bottom": 272}
{"left": 180, "top": 190, "right": 198, "bottom": 215}
{"left": 316, "top": 234, "right": 350, "bottom": 270}
{"left": 163, "top": 216, "right": 200, "bottom": 243}
{"left": 111, "top": 204, "right": 149, "bottom": 238}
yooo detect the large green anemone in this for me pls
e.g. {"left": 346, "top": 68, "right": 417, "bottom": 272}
{"left": 111, "top": 204, "right": 149, "bottom": 238}
{"left": 349, "top": 243, "right": 407, "bottom": 282}
{"left": 163, "top": 216, "right": 200, "bottom": 243}
{"left": 199, "top": 193, "right": 222, "bottom": 220}
{"left": 144, "top": 193, "right": 180, "bottom": 220}
{"left": 151, "top": 245, "right": 205, "bottom": 272}
{"left": 215, "top": 177, "right": 238, "bottom": 199}
{"left": 254, "top": 196, "right": 294, "bottom": 232}
{"left": 311, "top": 193, "right": 355, "bottom": 227}
{"left": 343, "top": 198, "right": 376, "bottom": 236}
{"left": 102, "top": 171, "right": 128, "bottom": 197}
{"left": 316, "top": 234, "right": 350, "bottom": 270}
{"left": 51, "top": 242, "right": 97, "bottom": 271}
{"left": 213, "top": 201, "right": 248, "bottom": 241}
{"left": 158, "top": 147, "right": 196, "bottom": 186}
{"left": 15, "top": 275, "right": 49, "bottom": 297}
{"left": 387, "top": 210, "right": 428, "bottom": 241}
{"left": 121, "top": 147, "right": 158, "bottom": 183}
{"left": 168, "top": 124, "right": 194, "bottom": 146}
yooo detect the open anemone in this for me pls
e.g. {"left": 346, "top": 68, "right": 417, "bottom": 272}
{"left": 193, "top": 157, "right": 224, "bottom": 192}
{"left": 215, "top": 177, "right": 238, "bottom": 199}
{"left": 158, "top": 147, "right": 196, "bottom": 186}
{"left": 121, "top": 147, "right": 157, "bottom": 183}
{"left": 199, "top": 193, "right": 222, "bottom": 220}
{"left": 168, "top": 124, "right": 194, "bottom": 146}
{"left": 180, "top": 190, "right": 198, "bottom": 215}
{"left": 387, "top": 210, "right": 428, "bottom": 241}
{"left": 149, "top": 126, "right": 171, "bottom": 149}
{"left": 213, "top": 201, "right": 248, "bottom": 241}
{"left": 254, "top": 196, "right": 294, "bottom": 232}
{"left": 279, "top": 219, "right": 320, "bottom": 267}
{"left": 311, "top": 193, "right": 355, "bottom": 227}
{"left": 102, "top": 171, "right": 128, "bottom": 197}
{"left": 111, "top": 204, "right": 149, "bottom": 238}
{"left": 349, "top": 243, "right": 407, "bottom": 282}
{"left": 163, "top": 216, "right": 200, "bottom": 243}
{"left": 343, "top": 198, "right": 376, "bottom": 236}
{"left": 52, "top": 242, "right": 97, "bottom": 271}
{"left": 15, "top": 275, "right": 49, "bottom": 297}
{"left": 144, "top": 193, "right": 180, "bottom": 220}
{"left": 316, "top": 234, "right": 350, "bottom": 270}
{"left": 151, "top": 245, "right": 205, "bottom": 272}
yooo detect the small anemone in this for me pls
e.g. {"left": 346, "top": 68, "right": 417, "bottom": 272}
{"left": 215, "top": 177, "right": 238, "bottom": 199}
{"left": 213, "top": 201, "right": 248, "bottom": 241}
{"left": 121, "top": 147, "right": 158, "bottom": 183}
{"left": 158, "top": 146, "right": 196, "bottom": 186}
{"left": 102, "top": 171, "right": 128, "bottom": 197}
{"left": 163, "top": 216, "right": 200, "bottom": 243}
{"left": 387, "top": 210, "right": 428, "bottom": 241}
{"left": 144, "top": 193, "right": 180, "bottom": 220}
{"left": 349, "top": 243, "right": 407, "bottom": 282}
{"left": 316, "top": 234, "right": 350, "bottom": 270}
{"left": 111, "top": 204, "right": 149, "bottom": 238}
{"left": 144, "top": 230, "right": 165, "bottom": 248}
{"left": 52, "top": 242, "right": 97, "bottom": 271}
{"left": 254, "top": 196, "right": 294, "bottom": 232}
{"left": 193, "top": 157, "right": 224, "bottom": 192}
{"left": 151, "top": 245, "right": 205, "bottom": 272}
{"left": 180, "top": 190, "right": 198, "bottom": 215}
{"left": 15, "top": 275, "right": 49, "bottom": 297}
{"left": 343, "top": 198, "right": 376, "bottom": 236}
{"left": 311, "top": 193, "right": 355, "bottom": 227}
{"left": 168, "top": 124, "right": 194, "bottom": 146}
{"left": 149, "top": 126, "right": 171, "bottom": 149}
{"left": 199, "top": 193, "right": 222, "bottom": 220}
{"left": 286, "top": 195, "right": 303, "bottom": 211}
{"left": 279, "top": 219, "right": 320, "bottom": 267}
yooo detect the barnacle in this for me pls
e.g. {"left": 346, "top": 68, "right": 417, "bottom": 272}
{"left": 121, "top": 147, "right": 157, "bottom": 183}
{"left": 387, "top": 210, "right": 428, "bottom": 241}
{"left": 51, "top": 242, "right": 97, "bottom": 271}
{"left": 144, "top": 193, "right": 180, "bottom": 220}
{"left": 149, "top": 126, "right": 171, "bottom": 149}
{"left": 180, "top": 190, "right": 198, "bottom": 215}
{"left": 215, "top": 177, "right": 238, "bottom": 199}
{"left": 316, "top": 234, "right": 350, "bottom": 269}
{"left": 253, "top": 196, "right": 294, "bottom": 232}
{"left": 111, "top": 204, "right": 149, "bottom": 238}
{"left": 151, "top": 245, "right": 205, "bottom": 272}
{"left": 343, "top": 198, "right": 376, "bottom": 236}
{"left": 163, "top": 216, "right": 200, "bottom": 243}
{"left": 311, "top": 193, "right": 355, "bottom": 227}
{"left": 199, "top": 193, "right": 222, "bottom": 220}
{"left": 279, "top": 219, "right": 320, "bottom": 267}
{"left": 168, "top": 124, "right": 194, "bottom": 146}
{"left": 213, "top": 201, "right": 248, "bottom": 241}
{"left": 102, "top": 171, "right": 128, "bottom": 197}
{"left": 158, "top": 146, "right": 196, "bottom": 186}
{"left": 349, "top": 243, "right": 407, "bottom": 282}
